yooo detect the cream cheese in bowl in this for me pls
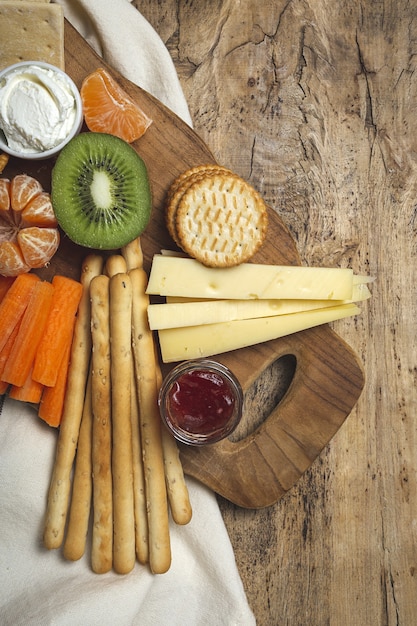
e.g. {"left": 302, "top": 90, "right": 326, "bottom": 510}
{"left": 0, "top": 61, "right": 83, "bottom": 160}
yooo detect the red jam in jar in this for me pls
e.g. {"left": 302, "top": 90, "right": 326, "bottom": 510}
{"left": 158, "top": 359, "right": 243, "bottom": 446}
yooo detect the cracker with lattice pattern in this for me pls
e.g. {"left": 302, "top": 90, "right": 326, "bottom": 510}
{"left": 175, "top": 172, "right": 268, "bottom": 267}
{"left": 165, "top": 165, "right": 231, "bottom": 246}
{"left": 167, "top": 164, "right": 231, "bottom": 203}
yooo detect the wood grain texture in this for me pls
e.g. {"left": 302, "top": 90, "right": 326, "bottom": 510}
{"left": 134, "top": 1, "right": 417, "bottom": 624}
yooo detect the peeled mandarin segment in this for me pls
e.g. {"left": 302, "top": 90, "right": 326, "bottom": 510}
{"left": 10, "top": 174, "right": 43, "bottom": 212}
{"left": 80, "top": 67, "right": 152, "bottom": 143}
{"left": 0, "top": 179, "right": 10, "bottom": 211}
{"left": 21, "top": 192, "right": 58, "bottom": 227}
{"left": 17, "top": 227, "right": 60, "bottom": 269}
{"left": 0, "top": 241, "right": 30, "bottom": 276}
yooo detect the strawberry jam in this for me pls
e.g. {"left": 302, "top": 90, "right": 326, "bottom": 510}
{"left": 158, "top": 359, "right": 243, "bottom": 446}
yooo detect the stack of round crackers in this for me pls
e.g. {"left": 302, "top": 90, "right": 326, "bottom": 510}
{"left": 165, "top": 164, "right": 268, "bottom": 268}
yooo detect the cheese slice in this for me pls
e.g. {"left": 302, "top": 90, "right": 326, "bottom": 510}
{"left": 158, "top": 303, "right": 360, "bottom": 362}
{"left": 148, "top": 283, "right": 370, "bottom": 330}
{"left": 166, "top": 281, "right": 371, "bottom": 304}
{"left": 146, "top": 255, "right": 358, "bottom": 301}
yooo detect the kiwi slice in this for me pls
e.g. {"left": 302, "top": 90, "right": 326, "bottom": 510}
{"left": 51, "top": 132, "right": 152, "bottom": 250}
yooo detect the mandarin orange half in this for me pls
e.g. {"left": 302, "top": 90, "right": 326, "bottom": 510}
{"left": 0, "top": 175, "right": 60, "bottom": 277}
{"left": 80, "top": 67, "right": 153, "bottom": 143}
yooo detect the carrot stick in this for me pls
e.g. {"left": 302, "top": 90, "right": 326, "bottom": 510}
{"left": 32, "top": 275, "right": 83, "bottom": 387}
{"left": 43, "top": 254, "right": 104, "bottom": 551}
{"left": 90, "top": 274, "right": 113, "bottom": 574}
{"left": 0, "top": 276, "right": 15, "bottom": 303}
{"left": 9, "top": 367, "right": 44, "bottom": 404}
{"left": 130, "top": 263, "right": 171, "bottom": 575}
{"left": 2, "top": 280, "right": 54, "bottom": 387}
{"left": 110, "top": 272, "right": 135, "bottom": 575}
{"left": 38, "top": 339, "right": 71, "bottom": 427}
{"left": 0, "top": 380, "right": 8, "bottom": 395}
{"left": 0, "top": 272, "right": 40, "bottom": 353}
{"left": 63, "top": 367, "right": 93, "bottom": 561}
{"left": 0, "top": 317, "right": 22, "bottom": 381}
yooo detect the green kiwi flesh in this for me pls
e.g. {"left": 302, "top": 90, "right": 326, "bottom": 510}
{"left": 51, "top": 132, "right": 152, "bottom": 250}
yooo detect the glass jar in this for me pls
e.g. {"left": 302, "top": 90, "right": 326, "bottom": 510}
{"left": 158, "top": 359, "right": 243, "bottom": 446}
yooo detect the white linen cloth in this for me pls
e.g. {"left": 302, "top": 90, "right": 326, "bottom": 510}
{"left": 0, "top": 1, "right": 256, "bottom": 625}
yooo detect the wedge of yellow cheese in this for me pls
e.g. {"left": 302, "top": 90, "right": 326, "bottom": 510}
{"left": 157, "top": 303, "right": 360, "bottom": 362}
{"left": 146, "top": 255, "right": 357, "bottom": 301}
{"left": 148, "top": 283, "right": 370, "bottom": 330}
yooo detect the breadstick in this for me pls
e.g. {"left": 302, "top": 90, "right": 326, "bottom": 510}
{"left": 160, "top": 428, "right": 192, "bottom": 525}
{"left": 121, "top": 237, "right": 143, "bottom": 271}
{"left": 154, "top": 363, "right": 192, "bottom": 525}
{"left": 157, "top": 376, "right": 192, "bottom": 528}
{"left": 130, "top": 364, "right": 149, "bottom": 564}
{"left": 104, "top": 254, "right": 127, "bottom": 277}
{"left": 43, "top": 254, "right": 104, "bottom": 550}
{"left": 130, "top": 264, "right": 171, "bottom": 574}
{"left": 63, "top": 367, "right": 93, "bottom": 561}
{"left": 109, "top": 272, "right": 136, "bottom": 575}
{"left": 90, "top": 274, "right": 113, "bottom": 574}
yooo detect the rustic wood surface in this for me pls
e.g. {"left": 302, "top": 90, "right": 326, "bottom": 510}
{"left": 132, "top": 1, "right": 417, "bottom": 624}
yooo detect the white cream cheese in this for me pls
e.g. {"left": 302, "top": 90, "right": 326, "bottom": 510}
{"left": 0, "top": 64, "right": 77, "bottom": 153}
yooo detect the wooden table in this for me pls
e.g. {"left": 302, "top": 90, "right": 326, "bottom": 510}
{"left": 133, "top": 2, "right": 417, "bottom": 624}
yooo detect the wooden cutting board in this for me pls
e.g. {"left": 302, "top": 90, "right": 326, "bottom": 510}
{"left": 5, "top": 21, "right": 365, "bottom": 509}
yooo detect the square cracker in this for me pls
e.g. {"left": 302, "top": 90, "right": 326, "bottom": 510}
{"left": 0, "top": 2, "right": 64, "bottom": 71}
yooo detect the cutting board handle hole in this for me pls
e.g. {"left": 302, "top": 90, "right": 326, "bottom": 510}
{"left": 228, "top": 354, "right": 296, "bottom": 442}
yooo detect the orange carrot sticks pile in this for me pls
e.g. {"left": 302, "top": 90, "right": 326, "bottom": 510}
{"left": 0, "top": 272, "right": 83, "bottom": 421}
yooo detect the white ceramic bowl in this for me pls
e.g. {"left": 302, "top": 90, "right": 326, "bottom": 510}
{"left": 0, "top": 61, "right": 83, "bottom": 161}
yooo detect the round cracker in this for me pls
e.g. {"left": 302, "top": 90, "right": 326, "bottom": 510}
{"left": 175, "top": 172, "right": 268, "bottom": 267}
{"left": 167, "top": 164, "right": 231, "bottom": 203}
{"left": 165, "top": 165, "right": 231, "bottom": 246}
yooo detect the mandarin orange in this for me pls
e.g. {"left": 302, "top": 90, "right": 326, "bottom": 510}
{"left": 11, "top": 174, "right": 43, "bottom": 211}
{"left": 0, "top": 179, "right": 10, "bottom": 211}
{"left": 80, "top": 67, "right": 152, "bottom": 143}
{"left": 0, "top": 175, "right": 60, "bottom": 277}
{"left": 21, "top": 192, "right": 58, "bottom": 227}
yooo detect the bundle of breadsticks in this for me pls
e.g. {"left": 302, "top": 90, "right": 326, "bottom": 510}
{"left": 42, "top": 237, "right": 192, "bottom": 575}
